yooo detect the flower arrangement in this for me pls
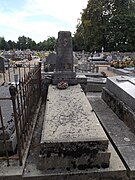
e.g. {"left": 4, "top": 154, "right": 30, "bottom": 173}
{"left": 110, "top": 58, "right": 135, "bottom": 68}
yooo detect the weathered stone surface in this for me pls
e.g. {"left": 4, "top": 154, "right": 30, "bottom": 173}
{"left": 0, "top": 86, "right": 15, "bottom": 140}
{"left": 88, "top": 96, "right": 135, "bottom": 146}
{"left": 39, "top": 84, "right": 110, "bottom": 170}
{"left": 102, "top": 87, "right": 135, "bottom": 134}
{"left": 38, "top": 150, "right": 111, "bottom": 170}
{"left": 46, "top": 53, "right": 57, "bottom": 65}
{"left": 24, "top": 143, "right": 127, "bottom": 180}
{"left": 41, "top": 84, "right": 109, "bottom": 145}
{"left": 0, "top": 85, "right": 17, "bottom": 154}
{"left": 88, "top": 95, "right": 135, "bottom": 179}
{"left": 52, "top": 78, "right": 78, "bottom": 85}
{"left": 105, "top": 76, "right": 135, "bottom": 112}
{"left": 56, "top": 31, "right": 73, "bottom": 71}
{"left": 0, "top": 56, "right": 5, "bottom": 73}
{"left": 52, "top": 31, "right": 77, "bottom": 85}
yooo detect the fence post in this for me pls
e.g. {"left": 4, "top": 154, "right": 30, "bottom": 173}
{"left": 9, "top": 85, "right": 22, "bottom": 166}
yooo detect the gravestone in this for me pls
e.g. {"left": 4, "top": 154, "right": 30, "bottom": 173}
{"left": 0, "top": 56, "right": 5, "bottom": 73}
{"left": 52, "top": 31, "right": 77, "bottom": 85}
{"left": 56, "top": 31, "right": 73, "bottom": 71}
{"left": 0, "top": 85, "right": 16, "bottom": 154}
{"left": 46, "top": 53, "right": 57, "bottom": 71}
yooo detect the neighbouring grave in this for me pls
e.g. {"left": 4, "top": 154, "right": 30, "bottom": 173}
{"left": 45, "top": 53, "right": 57, "bottom": 71}
{"left": 0, "top": 86, "right": 16, "bottom": 154}
{"left": 102, "top": 76, "right": 135, "bottom": 133}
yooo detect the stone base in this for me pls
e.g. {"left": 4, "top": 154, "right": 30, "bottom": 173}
{"left": 52, "top": 71, "right": 77, "bottom": 85}
{"left": 38, "top": 150, "right": 110, "bottom": 171}
{"left": 24, "top": 143, "right": 127, "bottom": 180}
{"left": 52, "top": 78, "right": 78, "bottom": 85}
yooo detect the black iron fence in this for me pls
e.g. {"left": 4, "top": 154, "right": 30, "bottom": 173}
{"left": 0, "top": 63, "right": 41, "bottom": 166}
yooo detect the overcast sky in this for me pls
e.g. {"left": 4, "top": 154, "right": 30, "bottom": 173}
{"left": 0, "top": 0, "right": 88, "bottom": 42}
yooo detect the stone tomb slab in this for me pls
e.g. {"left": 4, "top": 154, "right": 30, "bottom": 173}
{"left": 105, "top": 76, "right": 135, "bottom": 112}
{"left": 0, "top": 85, "right": 17, "bottom": 154}
{"left": 39, "top": 84, "right": 110, "bottom": 170}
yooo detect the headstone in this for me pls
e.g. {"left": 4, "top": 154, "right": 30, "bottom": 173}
{"left": 56, "top": 31, "right": 73, "bottom": 71}
{"left": 0, "top": 56, "right": 5, "bottom": 73}
{"left": 52, "top": 31, "right": 77, "bottom": 85}
{"left": 46, "top": 53, "right": 57, "bottom": 71}
{"left": 46, "top": 53, "right": 57, "bottom": 65}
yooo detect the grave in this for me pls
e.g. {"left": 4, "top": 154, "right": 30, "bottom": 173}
{"left": 38, "top": 31, "right": 111, "bottom": 172}
{"left": 102, "top": 75, "right": 135, "bottom": 133}
{"left": 38, "top": 84, "right": 111, "bottom": 171}
{"left": 0, "top": 85, "right": 17, "bottom": 154}
{"left": 103, "top": 76, "right": 135, "bottom": 111}
{"left": 87, "top": 77, "right": 106, "bottom": 92}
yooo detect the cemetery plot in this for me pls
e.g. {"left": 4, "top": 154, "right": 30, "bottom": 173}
{"left": 39, "top": 84, "right": 111, "bottom": 171}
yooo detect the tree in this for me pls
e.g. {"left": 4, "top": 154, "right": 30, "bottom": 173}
{"left": 73, "top": 0, "right": 135, "bottom": 52}
{"left": 46, "top": 37, "right": 56, "bottom": 51}
{"left": 0, "top": 35, "right": 56, "bottom": 51}
{"left": 106, "top": 0, "right": 135, "bottom": 51}
{"left": 8, "top": 40, "right": 17, "bottom": 49}
{"left": 0, "top": 37, "right": 10, "bottom": 50}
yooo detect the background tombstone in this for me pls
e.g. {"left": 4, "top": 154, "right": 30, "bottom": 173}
{"left": 0, "top": 56, "right": 5, "bottom": 73}
{"left": 46, "top": 53, "right": 57, "bottom": 71}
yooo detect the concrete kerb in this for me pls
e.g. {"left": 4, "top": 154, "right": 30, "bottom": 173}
{"left": 0, "top": 97, "right": 42, "bottom": 180}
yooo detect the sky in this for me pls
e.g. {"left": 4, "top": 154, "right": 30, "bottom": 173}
{"left": 0, "top": 0, "right": 88, "bottom": 43}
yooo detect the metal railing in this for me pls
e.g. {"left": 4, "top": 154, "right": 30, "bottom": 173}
{"left": 0, "top": 63, "right": 41, "bottom": 166}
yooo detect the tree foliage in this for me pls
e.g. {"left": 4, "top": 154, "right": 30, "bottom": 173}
{"left": 73, "top": 0, "right": 135, "bottom": 52}
{"left": 0, "top": 36, "right": 57, "bottom": 51}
